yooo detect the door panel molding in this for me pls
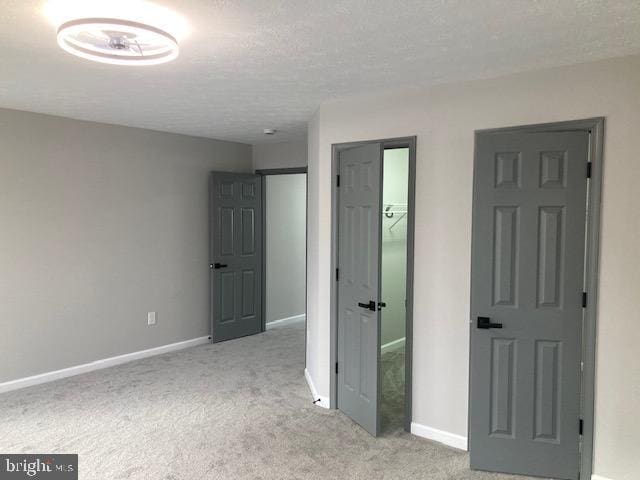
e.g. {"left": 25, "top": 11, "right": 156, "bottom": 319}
{"left": 470, "top": 118, "right": 604, "bottom": 480}
{"left": 471, "top": 129, "right": 589, "bottom": 479}
{"left": 336, "top": 142, "right": 383, "bottom": 436}
{"left": 210, "top": 172, "right": 263, "bottom": 343}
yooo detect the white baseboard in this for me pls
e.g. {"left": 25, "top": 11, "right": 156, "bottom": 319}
{"left": 381, "top": 337, "right": 406, "bottom": 354}
{"left": 592, "top": 475, "right": 615, "bottom": 480}
{"left": 266, "top": 314, "right": 306, "bottom": 329}
{"left": 304, "top": 368, "right": 329, "bottom": 408}
{"left": 0, "top": 336, "right": 210, "bottom": 394}
{"left": 411, "top": 422, "right": 468, "bottom": 451}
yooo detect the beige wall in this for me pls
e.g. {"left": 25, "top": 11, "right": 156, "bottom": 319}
{"left": 0, "top": 108, "right": 252, "bottom": 383}
{"left": 306, "top": 54, "right": 640, "bottom": 480}
{"left": 305, "top": 111, "right": 327, "bottom": 402}
{"left": 253, "top": 139, "right": 307, "bottom": 171}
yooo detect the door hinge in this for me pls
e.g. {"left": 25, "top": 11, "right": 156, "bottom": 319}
{"left": 335, "top": 362, "right": 339, "bottom": 374}
{"left": 336, "top": 268, "right": 339, "bottom": 281}
{"left": 587, "top": 162, "right": 592, "bottom": 178}
{"left": 336, "top": 174, "right": 340, "bottom": 187}
{"left": 579, "top": 418, "right": 584, "bottom": 435}
{"left": 582, "top": 292, "right": 587, "bottom": 308}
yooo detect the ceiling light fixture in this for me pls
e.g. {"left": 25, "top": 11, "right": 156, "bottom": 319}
{"left": 57, "top": 18, "right": 178, "bottom": 66}
{"left": 45, "top": 1, "right": 187, "bottom": 66}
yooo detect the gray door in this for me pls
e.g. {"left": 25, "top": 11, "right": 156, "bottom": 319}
{"left": 210, "top": 172, "right": 263, "bottom": 343}
{"left": 469, "top": 131, "right": 589, "bottom": 479}
{"left": 337, "top": 143, "right": 382, "bottom": 436}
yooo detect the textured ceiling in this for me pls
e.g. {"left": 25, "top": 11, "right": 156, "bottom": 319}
{"left": 1, "top": 0, "right": 640, "bottom": 144}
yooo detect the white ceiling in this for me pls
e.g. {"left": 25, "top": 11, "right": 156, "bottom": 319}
{"left": 1, "top": 0, "right": 640, "bottom": 144}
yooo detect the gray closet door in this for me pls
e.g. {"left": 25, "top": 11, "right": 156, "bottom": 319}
{"left": 469, "top": 131, "right": 589, "bottom": 479}
{"left": 210, "top": 172, "right": 263, "bottom": 343}
{"left": 337, "top": 143, "right": 382, "bottom": 436}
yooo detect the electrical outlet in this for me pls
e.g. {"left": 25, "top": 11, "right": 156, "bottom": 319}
{"left": 147, "top": 312, "right": 156, "bottom": 326}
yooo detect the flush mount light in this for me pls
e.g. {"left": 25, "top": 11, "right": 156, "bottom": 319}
{"left": 56, "top": 17, "right": 179, "bottom": 66}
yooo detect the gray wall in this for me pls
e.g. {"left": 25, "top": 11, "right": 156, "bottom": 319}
{"left": 381, "top": 148, "right": 409, "bottom": 346}
{"left": 0, "top": 108, "right": 252, "bottom": 383}
{"left": 265, "top": 174, "right": 307, "bottom": 323}
{"left": 253, "top": 139, "right": 307, "bottom": 170}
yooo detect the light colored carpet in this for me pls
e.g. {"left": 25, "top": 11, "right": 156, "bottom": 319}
{"left": 381, "top": 347, "right": 405, "bottom": 433}
{"left": 0, "top": 321, "right": 534, "bottom": 479}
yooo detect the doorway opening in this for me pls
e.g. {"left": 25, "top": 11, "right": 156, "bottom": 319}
{"left": 380, "top": 147, "right": 410, "bottom": 433}
{"left": 258, "top": 168, "right": 308, "bottom": 360}
{"left": 329, "top": 137, "right": 416, "bottom": 437}
{"left": 209, "top": 168, "right": 308, "bottom": 348}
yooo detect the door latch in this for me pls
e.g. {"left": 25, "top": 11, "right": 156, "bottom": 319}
{"left": 377, "top": 302, "right": 387, "bottom": 310}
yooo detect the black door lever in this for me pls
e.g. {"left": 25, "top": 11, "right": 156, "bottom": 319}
{"left": 477, "top": 316, "right": 503, "bottom": 329}
{"left": 211, "top": 263, "right": 228, "bottom": 269}
{"left": 358, "top": 300, "right": 376, "bottom": 311}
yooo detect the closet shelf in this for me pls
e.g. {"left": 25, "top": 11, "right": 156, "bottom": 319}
{"left": 383, "top": 204, "right": 408, "bottom": 230}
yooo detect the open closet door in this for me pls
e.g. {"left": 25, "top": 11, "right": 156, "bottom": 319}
{"left": 210, "top": 172, "right": 263, "bottom": 343}
{"left": 337, "top": 143, "right": 383, "bottom": 436}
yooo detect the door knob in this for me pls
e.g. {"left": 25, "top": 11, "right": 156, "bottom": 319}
{"left": 477, "top": 316, "right": 503, "bottom": 329}
{"left": 357, "top": 300, "right": 376, "bottom": 311}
